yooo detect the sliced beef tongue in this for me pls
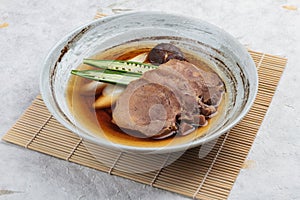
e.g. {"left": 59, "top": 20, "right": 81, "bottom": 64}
{"left": 160, "top": 59, "right": 224, "bottom": 106}
{"left": 112, "top": 78, "right": 181, "bottom": 138}
{"left": 142, "top": 66, "right": 201, "bottom": 137}
{"left": 112, "top": 63, "right": 200, "bottom": 138}
{"left": 142, "top": 67, "right": 199, "bottom": 114}
{"left": 201, "top": 72, "right": 225, "bottom": 106}
{"left": 159, "top": 59, "right": 206, "bottom": 97}
{"left": 112, "top": 59, "right": 224, "bottom": 139}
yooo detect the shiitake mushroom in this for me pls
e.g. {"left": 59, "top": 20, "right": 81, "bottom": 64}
{"left": 148, "top": 43, "right": 186, "bottom": 65}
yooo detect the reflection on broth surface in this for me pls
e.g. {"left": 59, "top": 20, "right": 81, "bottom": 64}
{"left": 67, "top": 43, "right": 227, "bottom": 147}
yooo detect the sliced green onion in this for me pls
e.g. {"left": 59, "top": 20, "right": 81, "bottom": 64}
{"left": 71, "top": 69, "right": 140, "bottom": 85}
{"left": 83, "top": 59, "right": 157, "bottom": 74}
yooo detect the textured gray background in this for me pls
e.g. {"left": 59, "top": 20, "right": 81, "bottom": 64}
{"left": 0, "top": 0, "right": 299, "bottom": 199}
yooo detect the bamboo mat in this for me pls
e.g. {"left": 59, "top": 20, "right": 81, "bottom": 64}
{"left": 2, "top": 50, "right": 286, "bottom": 199}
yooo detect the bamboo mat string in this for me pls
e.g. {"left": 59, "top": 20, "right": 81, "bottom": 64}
{"left": 193, "top": 132, "right": 230, "bottom": 199}
{"left": 94, "top": 12, "right": 107, "bottom": 19}
{"left": 150, "top": 153, "right": 171, "bottom": 186}
{"left": 25, "top": 115, "right": 52, "bottom": 148}
{"left": 66, "top": 138, "right": 83, "bottom": 161}
{"left": 257, "top": 53, "right": 265, "bottom": 70}
{"left": 108, "top": 152, "right": 123, "bottom": 174}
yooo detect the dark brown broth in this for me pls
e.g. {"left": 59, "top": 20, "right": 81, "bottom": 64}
{"left": 67, "top": 43, "right": 226, "bottom": 147}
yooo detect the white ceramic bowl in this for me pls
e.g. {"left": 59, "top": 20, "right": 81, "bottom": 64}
{"left": 40, "top": 12, "right": 258, "bottom": 154}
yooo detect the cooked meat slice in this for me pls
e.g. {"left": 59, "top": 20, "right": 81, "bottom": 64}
{"left": 160, "top": 59, "right": 224, "bottom": 106}
{"left": 112, "top": 78, "right": 181, "bottom": 138}
{"left": 192, "top": 115, "right": 207, "bottom": 126}
{"left": 198, "top": 100, "right": 217, "bottom": 117}
{"left": 142, "top": 67, "right": 198, "bottom": 113}
{"left": 159, "top": 59, "right": 206, "bottom": 97}
{"left": 202, "top": 86, "right": 224, "bottom": 106}
{"left": 178, "top": 122, "right": 195, "bottom": 136}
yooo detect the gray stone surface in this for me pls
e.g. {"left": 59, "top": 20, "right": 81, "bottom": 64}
{"left": 1, "top": 0, "right": 300, "bottom": 199}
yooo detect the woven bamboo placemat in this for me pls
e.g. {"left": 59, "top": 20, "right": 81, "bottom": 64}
{"left": 2, "top": 50, "right": 286, "bottom": 199}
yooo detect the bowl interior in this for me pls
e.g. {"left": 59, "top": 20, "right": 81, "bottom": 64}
{"left": 40, "top": 12, "right": 258, "bottom": 154}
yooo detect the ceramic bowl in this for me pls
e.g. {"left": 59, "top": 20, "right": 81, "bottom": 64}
{"left": 40, "top": 12, "right": 258, "bottom": 154}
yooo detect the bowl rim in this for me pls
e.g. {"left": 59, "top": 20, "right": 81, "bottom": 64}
{"left": 40, "top": 11, "right": 258, "bottom": 154}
